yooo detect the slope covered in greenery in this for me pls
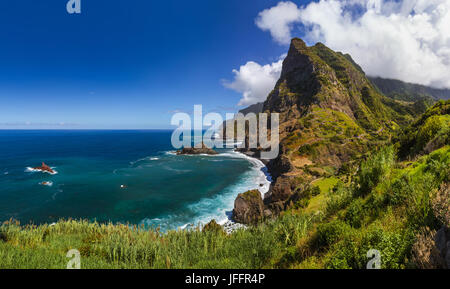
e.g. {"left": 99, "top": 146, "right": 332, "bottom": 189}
{"left": 369, "top": 76, "right": 450, "bottom": 102}
{"left": 396, "top": 100, "right": 450, "bottom": 159}
{"left": 1, "top": 102, "right": 448, "bottom": 269}
{"left": 1, "top": 40, "right": 448, "bottom": 269}
{"left": 256, "top": 39, "right": 428, "bottom": 218}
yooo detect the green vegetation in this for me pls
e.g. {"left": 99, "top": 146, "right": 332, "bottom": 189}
{"left": 312, "top": 177, "right": 339, "bottom": 195}
{"left": 369, "top": 76, "right": 450, "bottom": 102}
{"left": 1, "top": 145, "right": 447, "bottom": 269}
{"left": 0, "top": 214, "right": 318, "bottom": 269}
{"left": 1, "top": 40, "right": 449, "bottom": 269}
{"left": 397, "top": 100, "right": 450, "bottom": 158}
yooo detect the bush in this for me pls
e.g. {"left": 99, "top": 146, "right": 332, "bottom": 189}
{"left": 387, "top": 174, "right": 414, "bottom": 206}
{"left": 325, "top": 182, "right": 352, "bottom": 216}
{"left": 315, "top": 220, "right": 350, "bottom": 248}
{"left": 293, "top": 198, "right": 310, "bottom": 209}
{"left": 311, "top": 186, "right": 321, "bottom": 196}
{"left": 326, "top": 226, "right": 414, "bottom": 269}
{"left": 274, "top": 214, "right": 315, "bottom": 246}
{"left": 405, "top": 173, "right": 437, "bottom": 230}
{"left": 203, "top": 219, "right": 225, "bottom": 234}
{"left": 359, "top": 227, "right": 413, "bottom": 269}
{"left": 355, "top": 146, "right": 395, "bottom": 197}
{"left": 344, "top": 198, "right": 365, "bottom": 228}
{"left": 291, "top": 186, "right": 314, "bottom": 210}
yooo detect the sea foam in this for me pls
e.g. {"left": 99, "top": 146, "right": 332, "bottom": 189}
{"left": 25, "top": 167, "right": 58, "bottom": 175}
{"left": 140, "top": 149, "right": 272, "bottom": 232}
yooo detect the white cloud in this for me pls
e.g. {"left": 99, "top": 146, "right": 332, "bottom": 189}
{"left": 256, "top": 0, "right": 450, "bottom": 89}
{"left": 255, "top": 1, "right": 302, "bottom": 45}
{"left": 223, "top": 56, "right": 285, "bottom": 106}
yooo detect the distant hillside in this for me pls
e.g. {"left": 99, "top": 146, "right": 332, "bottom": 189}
{"left": 369, "top": 76, "right": 450, "bottom": 101}
{"left": 396, "top": 100, "right": 450, "bottom": 159}
{"left": 238, "top": 102, "right": 263, "bottom": 115}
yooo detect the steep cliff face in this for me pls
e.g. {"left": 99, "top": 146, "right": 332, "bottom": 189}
{"left": 235, "top": 38, "right": 424, "bottom": 220}
{"left": 264, "top": 38, "right": 396, "bottom": 130}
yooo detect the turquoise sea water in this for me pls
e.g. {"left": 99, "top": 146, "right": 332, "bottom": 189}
{"left": 0, "top": 130, "right": 269, "bottom": 230}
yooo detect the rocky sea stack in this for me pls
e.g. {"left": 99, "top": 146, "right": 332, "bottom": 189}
{"left": 33, "top": 162, "right": 55, "bottom": 174}
{"left": 232, "top": 190, "right": 267, "bottom": 224}
{"left": 176, "top": 143, "right": 218, "bottom": 155}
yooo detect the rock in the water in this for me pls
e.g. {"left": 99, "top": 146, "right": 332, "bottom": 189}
{"left": 176, "top": 143, "right": 218, "bottom": 155}
{"left": 33, "top": 162, "right": 55, "bottom": 174}
{"left": 232, "top": 190, "right": 264, "bottom": 224}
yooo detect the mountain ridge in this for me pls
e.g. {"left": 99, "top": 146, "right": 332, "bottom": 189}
{"left": 369, "top": 76, "right": 450, "bottom": 102}
{"left": 234, "top": 38, "right": 434, "bottom": 218}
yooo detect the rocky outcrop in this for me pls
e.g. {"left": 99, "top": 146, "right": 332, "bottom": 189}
{"left": 435, "top": 226, "right": 450, "bottom": 268}
{"left": 231, "top": 38, "right": 424, "bottom": 223}
{"left": 232, "top": 190, "right": 265, "bottom": 224}
{"left": 203, "top": 219, "right": 225, "bottom": 234}
{"left": 33, "top": 162, "right": 55, "bottom": 174}
{"left": 267, "top": 154, "right": 293, "bottom": 180}
{"left": 176, "top": 143, "right": 218, "bottom": 155}
{"left": 412, "top": 226, "right": 450, "bottom": 269}
{"left": 238, "top": 102, "right": 264, "bottom": 115}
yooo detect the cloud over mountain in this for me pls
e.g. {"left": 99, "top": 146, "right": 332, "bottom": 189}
{"left": 256, "top": 0, "right": 450, "bottom": 89}
{"left": 222, "top": 56, "right": 284, "bottom": 106}
{"left": 255, "top": 1, "right": 303, "bottom": 45}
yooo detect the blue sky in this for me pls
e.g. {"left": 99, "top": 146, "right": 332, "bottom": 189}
{"left": 0, "top": 0, "right": 302, "bottom": 129}
{"left": 1, "top": 0, "right": 448, "bottom": 129}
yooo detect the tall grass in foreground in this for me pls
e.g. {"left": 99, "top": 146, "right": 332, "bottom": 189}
{"left": 0, "top": 214, "right": 316, "bottom": 269}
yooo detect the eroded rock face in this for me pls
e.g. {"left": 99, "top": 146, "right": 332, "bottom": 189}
{"left": 266, "top": 178, "right": 292, "bottom": 203}
{"left": 435, "top": 227, "right": 450, "bottom": 269}
{"left": 232, "top": 190, "right": 264, "bottom": 224}
{"left": 267, "top": 155, "right": 293, "bottom": 180}
{"left": 232, "top": 37, "right": 423, "bottom": 221}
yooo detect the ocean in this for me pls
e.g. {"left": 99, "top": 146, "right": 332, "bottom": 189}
{"left": 0, "top": 130, "right": 270, "bottom": 230}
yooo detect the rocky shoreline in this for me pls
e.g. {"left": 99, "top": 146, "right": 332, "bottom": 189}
{"left": 198, "top": 148, "right": 274, "bottom": 233}
{"left": 220, "top": 149, "right": 274, "bottom": 232}
{"left": 230, "top": 149, "right": 279, "bottom": 226}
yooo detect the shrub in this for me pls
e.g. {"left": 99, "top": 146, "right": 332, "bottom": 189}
{"left": 274, "top": 214, "right": 315, "bottom": 247}
{"left": 387, "top": 174, "right": 415, "bottom": 206}
{"left": 315, "top": 220, "right": 350, "bottom": 248}
{"left": 293, "top": 198, "right": 310, "bottom": 209}
{"left": 325, "top": 182, "right": 352, "bottom": 216}
{"left": 363, "top": 192, "right": 386, "bottom": 219}
{"left": 405, "top": 173, "right": 436, "bottom": 230}
{"left": 291, "top": 186, "right": 314, "bottom": 210}
{"left": 203, "top": 219, "right": 225, "bottom": 234}
{"left": 355, "top": 146, "right": 395, "bottom": 197}
{"left": 311, "top": 186, "right": 321, "bottom": 196}
{"left": 359, "top": 228, "right": 413, "bottom": 269}
{"left": 344, "top": 198, "right": 365, "bottom": 228}
{"left": 326, "top": 226, "right": 413, "bottom": 269}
